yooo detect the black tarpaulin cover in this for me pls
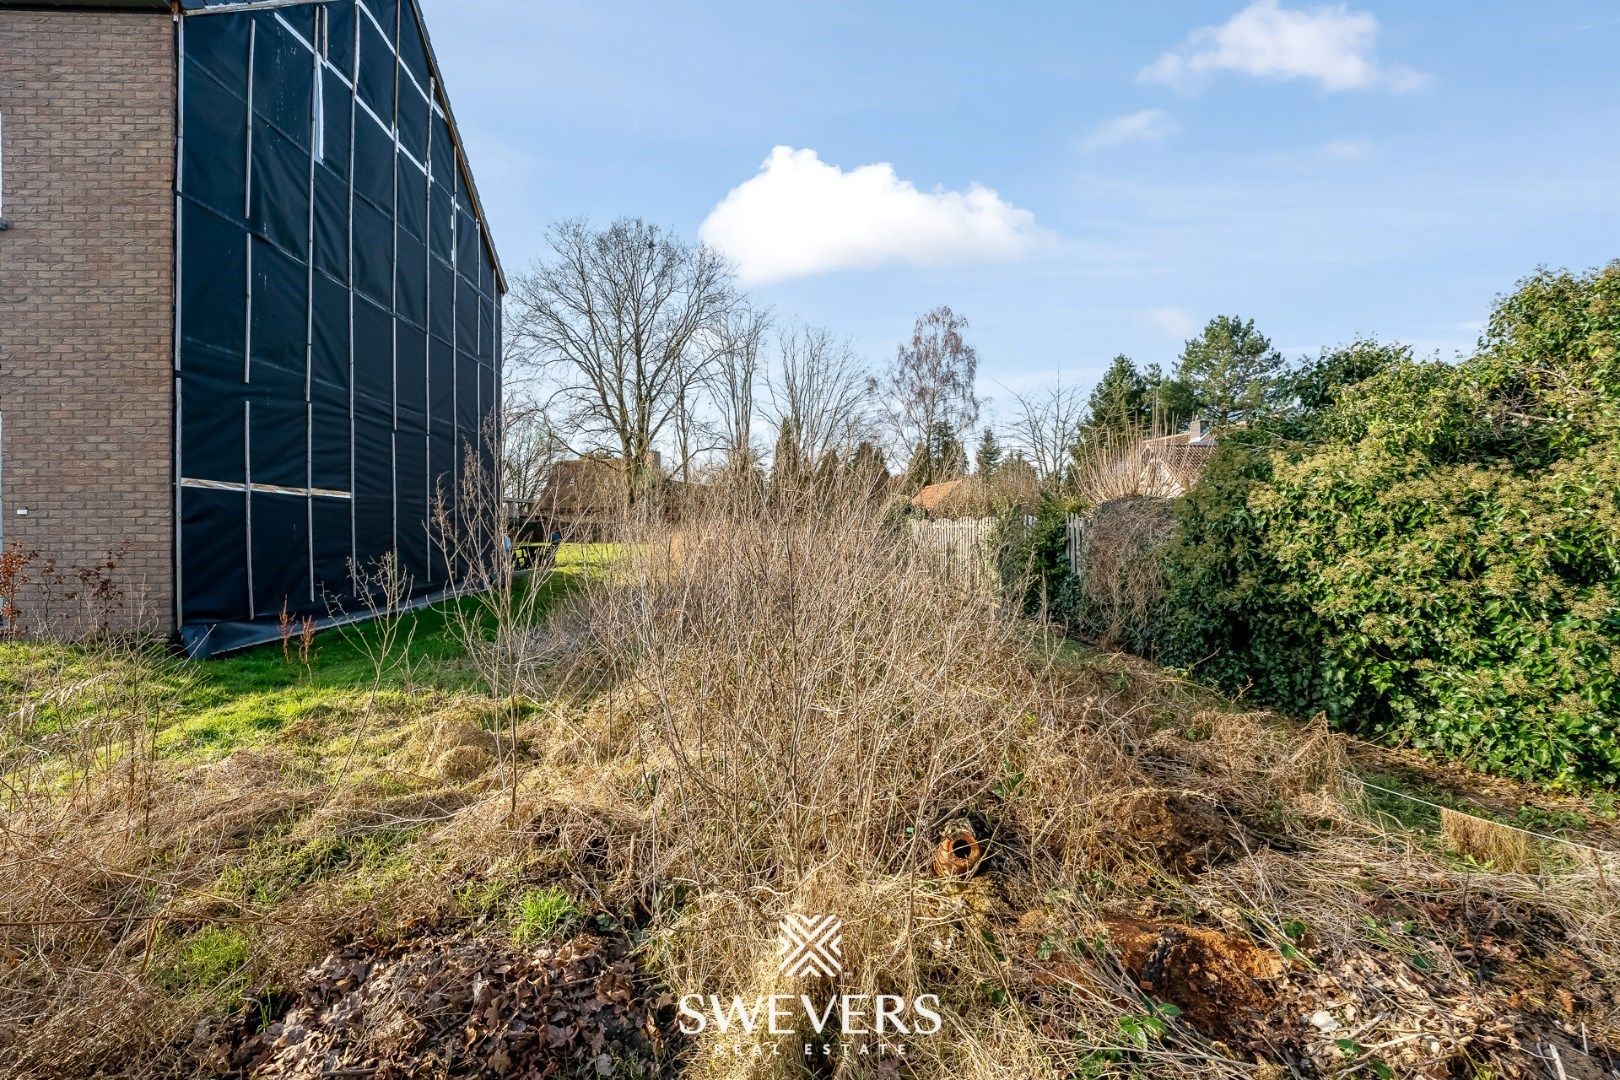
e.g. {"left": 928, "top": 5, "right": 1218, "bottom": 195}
{"left": 176, "top": 0, "right": 502, "bottom": 657}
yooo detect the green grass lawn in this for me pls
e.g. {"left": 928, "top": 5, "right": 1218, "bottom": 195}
{"left": 0, "top": 544, "right": 611, "bottom": 769}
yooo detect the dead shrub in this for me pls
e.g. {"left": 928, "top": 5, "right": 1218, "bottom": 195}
{"left": 482, "top": 491, "right": 1366, "bottom": 1078}
{"left": 1068, "top": 496, "right": 1177, "bottom": 652}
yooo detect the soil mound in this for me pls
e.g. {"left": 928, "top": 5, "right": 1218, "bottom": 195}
{"left": 213, "top": 930, "right": 671, "bottom": 1079}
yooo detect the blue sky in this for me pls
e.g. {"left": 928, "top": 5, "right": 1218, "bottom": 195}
{"left": 419, "top": 0, "right": 1620, "bottom": 409}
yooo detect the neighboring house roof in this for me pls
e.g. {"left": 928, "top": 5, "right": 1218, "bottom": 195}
{"left": 1137, "top": 425, "right": 1218, "bottom": 495}
{"left": 911, "top": 478, "right": 967, "bottom": 515}
{"left": 529, "top": 458, "right": 627, "bottom": 518}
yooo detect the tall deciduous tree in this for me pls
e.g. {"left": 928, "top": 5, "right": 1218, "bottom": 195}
{"left": 1004, "top": 383, "right": 1085, "bottom": 482}
{"left": 1173, "top": 315, "right": 1285, "bottom": 426}
{"left": 766, "top": 323, "right": 874, "bottom": 471}
{"left": 884, "top": 306, "right": 981, "bottom": 477}
{"left": 708, "top": 304, "right": 772, "bottom": 475}
{"left": 499, "top": 391, "right": 564, "bottom": 504}
{"left": 507, "top": 217, "right": 737, "bottom": 503}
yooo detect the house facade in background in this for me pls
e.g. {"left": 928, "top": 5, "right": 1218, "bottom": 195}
{"left": 1136, "top": 419, "right": 1218, "bottom": 496}
{"left": 0, "top": 0, "right": 504, "bottom": 654}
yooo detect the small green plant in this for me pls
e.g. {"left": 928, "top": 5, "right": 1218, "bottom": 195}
{"left": 234, "top": 828, "right": 416, "bottom": 907}
{"left": 157, "top": 926, "right": 252, "bottom": 1001}
{"left": 1115, "top": 1000, "right": 1181, "bottom": 1049}
{"left": 989, "top": 760, "right": 1025, "bottom": 799}
{"left": 1280, "top": 918, "right": 1309, "bottom": 961}
{"left": 508, "top": 885, "right": 580, "bottom": 947}
{"left": 1335, "top": 1037, "right": 1394, "bottom": 1078}
{"left": 1511, "top": 805, "right": 1589, "bottom": 834}
{"left": 456, "top": 878, "right": 511, "bottom": 919}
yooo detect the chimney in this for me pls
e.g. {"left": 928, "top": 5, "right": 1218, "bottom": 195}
{"left": 1187, "top": 418, "right": 1204, "bottom": 441}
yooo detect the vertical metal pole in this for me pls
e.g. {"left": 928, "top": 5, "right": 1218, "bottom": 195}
{"left": 243, "top": 17, "right": 257, "bottom": 622}
{"left": 245, "top": 400, "right": 255, "bottom": 618}
{"left": 389, "top": 0, "right": 401, "bottom": 564}
{"left": 172, "top": 11, "right": 187, "bottom": 634}
{"left": 347, "top": 2, "right": 359, "bottom": 593}
{"left": 306, "top": 19, "right": 320, "bottom": 605}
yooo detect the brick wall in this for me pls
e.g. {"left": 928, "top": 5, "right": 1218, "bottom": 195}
{"left": 0, "top": 12, "right": 176, "bottom": 635}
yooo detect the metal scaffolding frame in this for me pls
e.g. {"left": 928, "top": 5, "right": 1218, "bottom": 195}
{"left": 172, "top": 0, "right": 502, "bottom": 656}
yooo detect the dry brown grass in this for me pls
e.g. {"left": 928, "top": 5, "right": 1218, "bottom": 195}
{"left": 1439, "top": 806, "right": 1539, "bottom": 873}
{"left": 443, "top": 492, "right": 1620, "bottom": 1078}
{"left": 3, "top": 494, "right": 1617, "bottom": 1078}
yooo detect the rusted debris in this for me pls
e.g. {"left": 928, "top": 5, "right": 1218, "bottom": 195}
{"left": 934, "top": 821, "right": 984, "bottom": 878}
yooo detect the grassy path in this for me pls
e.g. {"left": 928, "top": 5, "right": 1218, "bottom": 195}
{"left": 0, "top": 544, "right": 608, "bottom": 769}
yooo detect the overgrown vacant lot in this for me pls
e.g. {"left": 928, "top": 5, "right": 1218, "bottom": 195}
{"left": 2, "top": 521, "right": 1616, "bottom": 1079}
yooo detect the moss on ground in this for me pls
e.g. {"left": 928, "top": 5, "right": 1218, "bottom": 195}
{"left": 0, "top": 545, "right": 602, "bottom": 774}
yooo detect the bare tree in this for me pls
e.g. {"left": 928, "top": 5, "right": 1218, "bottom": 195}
{"left": 500, "top": 389, "right": 564, "bottom": 504}
{"left": 1003, "top": 382, "right": 1086, "bottom": 483}
{"left": 766, "top": 322, "right": 874, "bottom": 468}
{"left": 669, "top": 377, "right": 717, "bottom": 485}
{"left": 883, "top": 305, "right": 981, "bottom": 483}
{"left": 432, "top": 420, "right": 552, "bottom": 825}
{"left": 707, "top": 305, "right": 771, "bottom": 474}
{"left": 507, "top": 217, "right": 737, "bottom": 503}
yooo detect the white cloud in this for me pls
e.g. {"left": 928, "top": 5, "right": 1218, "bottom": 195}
{"left": 1267, "top": 137, "right": 1377, "bottom": 169}
{"left": 698, "top": 146, "right": 1046, "bottom": 284}
{"left": 1144, "top": 306, "right": 1197, "bottom": 339}
{"left": 1316, "top": 137, "right": 1375, "bottom": 161}
{"left": 1139, "top": 0, "right": 1430, "bottom": 94}
{"left": 1080, "top": 109, "right": 1179, "bottom": 151}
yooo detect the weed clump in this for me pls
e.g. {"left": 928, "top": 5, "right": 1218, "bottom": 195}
{"left": 510, "top": 885, "right": 582, "bottom": 947}
{"left": 450, "top": 495, "right": 1620, "bottom": 1078}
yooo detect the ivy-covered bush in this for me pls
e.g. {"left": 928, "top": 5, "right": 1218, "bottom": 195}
{"left": 994, "top": 496, "right": 1082, "bottom": 623}
{"left": 1161, "top": 263, "right": 1620, "bottom": 786}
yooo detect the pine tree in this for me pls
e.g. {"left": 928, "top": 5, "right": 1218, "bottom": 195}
{"left": 1085, "top": 355, "right": 1151, "bottom": 434}
{"left": 1143, "top": 362, "right": 1197, "bottom": 429}
{"left": 846, "top": 441, "right": 889, "bottom": 499}
{"left": 813, "top": 449, "right": 841, "bottom": 495}
{"left": 903, "top": 421, "right": 968, "bottom": 491}
{"left": 974, "top": 428, "right": 1003, "bottom": 477}
{"left": 1173, "top": 315, "right": 1285, "bottom": 426}
{"left": 772, "top": 417, "right": 804, "bottom": 490}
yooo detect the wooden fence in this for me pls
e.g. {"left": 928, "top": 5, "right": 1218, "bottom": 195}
{"left": 911, "top": 513, "right": 1085, "bottom": 591}
{"left": 908, "top": 518, "right": 996, "bottom": 592}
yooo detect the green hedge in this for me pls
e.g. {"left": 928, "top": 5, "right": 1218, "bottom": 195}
{"left": 995, "top": 497, "right": 1083, "bottom": 625}
{"left": 1160, "top": 263, "right": 1620, "bottom": 787}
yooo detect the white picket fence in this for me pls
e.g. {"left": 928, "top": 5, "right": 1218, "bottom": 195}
{"left": 908, "top": 518, "right": 996, "bottom": 592}
{"left": 910, "top": 513, "right": 1085, "bottom": 591}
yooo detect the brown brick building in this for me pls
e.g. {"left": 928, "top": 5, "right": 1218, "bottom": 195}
{"left": 0, "top": 0, "right": 504, "bottom": 653}
{"left": 0, "top": 7, "right": 176, "bottom": 632}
